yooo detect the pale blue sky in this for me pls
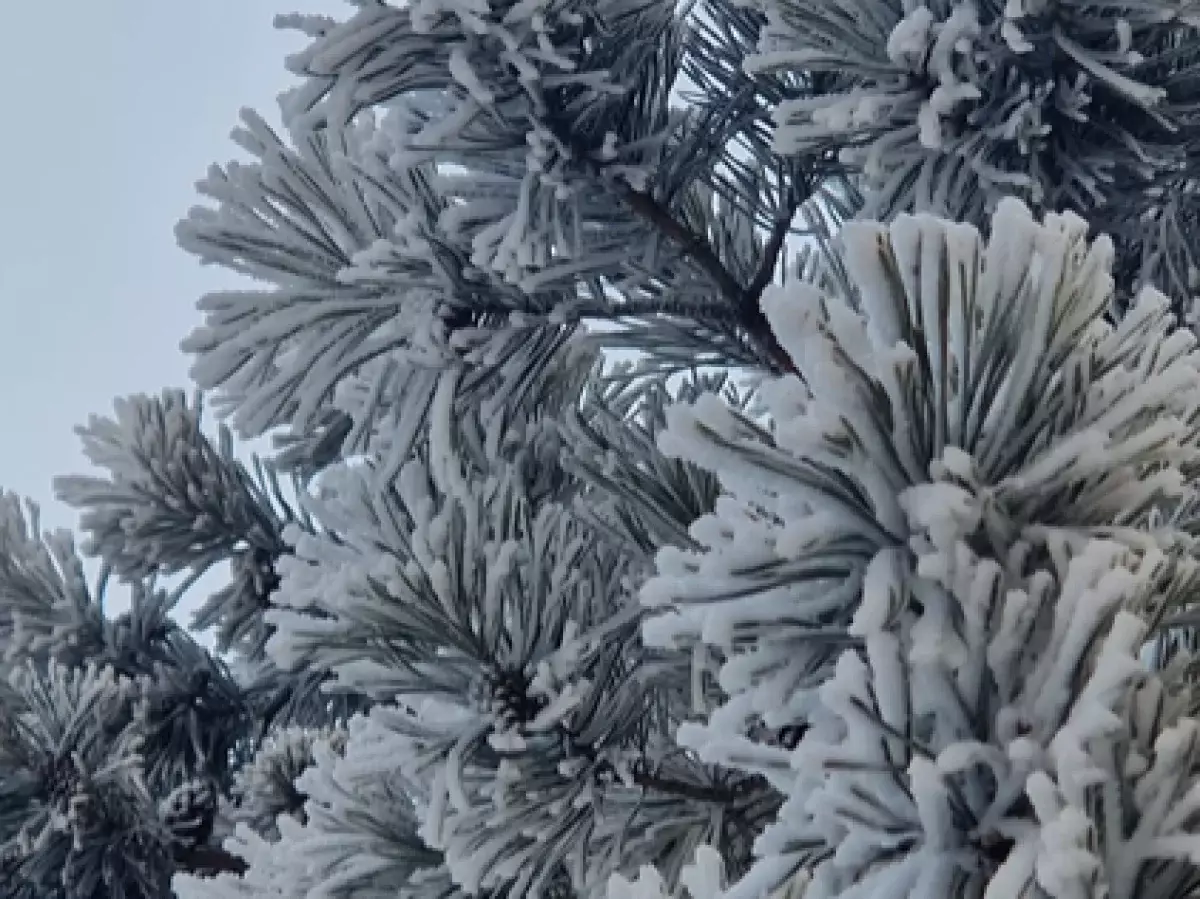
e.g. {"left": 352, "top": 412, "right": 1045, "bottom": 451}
{"left": 0, "top": 2, "right": 340, "bottom": 535}
{"left": 0, "top": 3, "right": 346, "bottom": 628}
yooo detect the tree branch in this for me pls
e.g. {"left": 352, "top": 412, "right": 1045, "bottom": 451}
{"left": 616, "top": 182, "right": 749, "bottom": 308}
{"left": 631, "top": 767, "right": 751, "bottom": 805}
{"left": 746, "top": 183, "right": 807, "bottom": 309}
{"left": 571, "top": 734, "right": 763, "bottom": 807}
{"left": 545, "top": 122, "right": 803, "bottom": 376}
{"left": 614, "top": 180, "right": 799, "bottom": 377}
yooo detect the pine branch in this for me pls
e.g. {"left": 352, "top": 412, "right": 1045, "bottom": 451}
{"left": 615, "top": 180, "right": 798, "bottom": 377}
{"left": 540, "top": 120, "right": 802, "bottom": 375}
{"left": 746, "top": 186, "right": 807, "bottom": 309}
{"left": 255, "top": 685, "right": 293, "bottom": 749}
{"left": 616, "top": 183, "right": 748, "bottom": 311}
{"left": 631, "top": 767, "right": 759, "bottom": 805}
{"left": 585, "top": 742, "right": 766, "bottom": 806}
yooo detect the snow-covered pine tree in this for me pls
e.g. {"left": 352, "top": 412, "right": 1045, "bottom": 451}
{"left": 0, "top": 395, "right": 353, "bottom": 895}
{"left": 7, "top": 0, "right": 1200, "bottom": 896}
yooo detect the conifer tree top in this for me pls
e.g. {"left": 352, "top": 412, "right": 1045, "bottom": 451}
{"left": 9, "top": 1, "right": 1200, "bottom": 896}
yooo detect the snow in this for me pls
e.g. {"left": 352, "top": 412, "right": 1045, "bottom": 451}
{"left": 644, "top": 196, "right": 1200, "bottom": 899}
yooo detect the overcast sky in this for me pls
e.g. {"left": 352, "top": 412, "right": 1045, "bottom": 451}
{"left": 0, "top": 2, "right": 342, "bottom": 618}
{"left": 0, "top": 2, "right": 346, "bottom": 527}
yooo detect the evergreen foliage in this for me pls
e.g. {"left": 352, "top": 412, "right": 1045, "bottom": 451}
{"left": 9, "top": 0, "right": 1200, "bottom": 897}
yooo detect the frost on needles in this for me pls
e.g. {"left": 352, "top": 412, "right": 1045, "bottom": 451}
{"left": 176, "top": 350, "right": 774, "bottom": 898}
{"left": 741, "top": 0, "right": 1200, "bottom": 302}
{"left": 646, "top": 198, "right": 1200, "bottom": 897}
{"left": 10, "top": 0, "right": 1200, "bottom": 897}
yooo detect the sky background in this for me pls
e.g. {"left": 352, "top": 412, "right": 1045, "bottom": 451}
{"left": 0, "top": 2, "right": 341, "bottom": 617}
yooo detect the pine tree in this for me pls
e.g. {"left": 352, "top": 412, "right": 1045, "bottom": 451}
{"left": 7, "top": 0, "right": 1200, "bottom": 897}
